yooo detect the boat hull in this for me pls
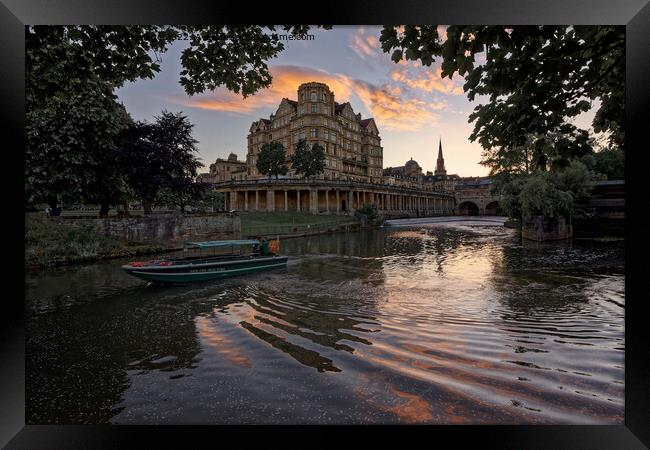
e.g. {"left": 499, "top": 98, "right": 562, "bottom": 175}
{"left": 122, "top": 256, "right": 288, "bottom": 284}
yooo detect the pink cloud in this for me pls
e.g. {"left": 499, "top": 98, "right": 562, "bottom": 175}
{"left": 390, "top": 66, "right": 464, "bottom": 95}
{"left": 349, "top": 28, "right": 379, "bottom": 60}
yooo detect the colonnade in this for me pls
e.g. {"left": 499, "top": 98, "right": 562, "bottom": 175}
{"left": 222, "top": 185, "right": 454, "bottom": 216}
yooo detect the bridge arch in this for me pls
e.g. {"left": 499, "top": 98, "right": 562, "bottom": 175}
{"left": 457, "top": 201, "right": 479, "bottom": 216}
{"left": 485, "top": 200, "right": 501, "bottom": 216}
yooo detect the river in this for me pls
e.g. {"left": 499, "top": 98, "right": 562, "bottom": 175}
{"left": 25, "top": 221, "right": 625, "bottom": 424}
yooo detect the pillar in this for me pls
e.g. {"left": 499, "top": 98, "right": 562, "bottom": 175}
{"left": 348, "top": 191, "right": 354, "bottom": 211}
{"left": 267, "top": 190, "right": 274, "bottom": 212}
{"left": 325, "top": 189, "right": 329, "bottom": 212}
{"left": 255, "top": 190, "right": 259, "bottom": 211}
{"left": 284, "top": 190, "right": 288, "bottom": 211}
{"left": 310, "top": 189, "right": 318, "bottom": 213}
{"left": 336, "top": 190, "right": 340, "bottom": 213}
{"left": 297, "top": 190, "right": 301, "bottom": 212}
{"left": 245, "top": 191, "right": 248, "bottom": 211}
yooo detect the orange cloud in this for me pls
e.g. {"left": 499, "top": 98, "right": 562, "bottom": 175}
{"left": 349, "top": 78, "right": 444, "bottom": 131}
{"left": 170, "top": 64, "right": 447, "bottom": 132}
{"left": 391, "top": 66, "right": 464, "bottom": 95}
{"left": 168, "top": 65, "right": 354, "bottom": 116}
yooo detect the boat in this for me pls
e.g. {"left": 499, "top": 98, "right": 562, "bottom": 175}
{"left": 121, "top": 239, "right": 288, "bottom": 284}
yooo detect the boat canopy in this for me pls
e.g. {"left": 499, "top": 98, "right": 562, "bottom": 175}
{"left": 184, "top": 239, "right": 260, "bottom": 249}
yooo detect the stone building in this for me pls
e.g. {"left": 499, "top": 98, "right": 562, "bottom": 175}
{"left": 423, "top": 139, "right": 459, "bottom": 192}
{"left": 197, "top": 153, "right": 247, "bottom": 183}
{"left": 246, "top": 82, "right": 384, "bottom": 182}
{"left": 383, "top": 158, "right": 425, "bottom": 189}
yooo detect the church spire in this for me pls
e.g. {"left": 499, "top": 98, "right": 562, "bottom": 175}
{"left": 435, "top": 137, "right": 446, "bottom": 176}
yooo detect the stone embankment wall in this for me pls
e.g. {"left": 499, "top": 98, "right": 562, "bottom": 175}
{"left": 522, "top": 215, "right": 573, "bottom": 241}
{"left": 55, "top": 213, "right": 241, "bottom": 244}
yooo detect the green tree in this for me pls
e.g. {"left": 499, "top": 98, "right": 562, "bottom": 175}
{"left": 380, "top": 25, "right": 623, "bottom": 224}
{"left": 193, "top": 189, "right": 225, "bottom": 212}
{"left": 496, "top": 160, "right": 595, "bottom": 221}
{"left": 155, "top": 182, "right": 207, "bottom": 213}
{"left": 25, "top": 25, "right": 328, "bottom": 209}
{"left": 379, "top": 25, "right": 624, "bottom": 166}
{"left": 256, "top": 142, "right": 288, "bottom": 180}
{"left": 118, "top": 111, "right": 202, "bottom": 214}
{"left": 580, "top": 148, "right": 625, "bottom": 180}
{"left": 291, "top": 140, "right": 326, "bottom": 180}
{"left": 25, "top": 75, "right": 133, "bottom": 210}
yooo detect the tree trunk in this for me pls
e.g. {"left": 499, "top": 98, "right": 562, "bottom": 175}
{"left": 142, "top": 198, "right": 153, "bottom": 214}
{"left": 122, "top": 201, "right": 130, "bottom": 217}
{"left": 99, "top": 202, "right": 110, "bottom": 217}
{"left": 47, "top": 195, "right": 60, "bottom": 216}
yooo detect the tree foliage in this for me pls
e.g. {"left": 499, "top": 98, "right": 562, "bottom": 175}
{"left": 256, "top": 142, "right": 288, "bottom": 179}
{"left": 193, "top": 189, "right": 225, "bottom": 212}
{"left": 380, "top": 25, "right": 623, "bottom": 222}
{"left": 25, "top": 25, "right": 328, "bottom": 209}
{"left": 580, "top": 148, "right": 625, "bottom": 180}
{"left": 155, "top": 183, "right": 207, "bottom": 213}
{"left": 290, "top": 140, "right": 326, "bottom": 180}
{"left": 495, "top": 160, "right": 595, "bottom": 220}
{"left": 118, "top": 111, "right": 202, "bottom": 213}
{"left": 380, "top": 25, "right": 625, "bottom": 169}
{"left": 25, "top": 74, "right": 133, "bottom": 209}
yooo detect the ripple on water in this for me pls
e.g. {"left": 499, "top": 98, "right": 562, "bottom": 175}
{"left": 26, "top": 225, "right": 624, "bottom": 424}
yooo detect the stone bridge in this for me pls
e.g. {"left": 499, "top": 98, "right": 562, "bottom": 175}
{"left": 454, "top": 179, "right": 502, "bottom": 216}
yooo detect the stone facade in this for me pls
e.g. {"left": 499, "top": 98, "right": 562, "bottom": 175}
{"left": 246, "top": 82, "right": 384, "bottom": 182}
{"left": 454, "top": 176, "right": 501, "bottom": 215}
{"left": 198, "top": 153, "right": 247, "bottom": 183}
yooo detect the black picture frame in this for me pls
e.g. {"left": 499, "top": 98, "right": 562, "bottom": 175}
{"left": 2, "top": 0, "right": 648, "bottom": 448}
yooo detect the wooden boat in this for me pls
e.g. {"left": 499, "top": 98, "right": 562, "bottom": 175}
{"left": 121, "top": 239, "right": 288, "bottom": 284}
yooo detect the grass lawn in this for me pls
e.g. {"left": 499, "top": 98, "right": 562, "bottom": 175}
{"left": 239, "top": 212, "right": 358, "bottom": 236}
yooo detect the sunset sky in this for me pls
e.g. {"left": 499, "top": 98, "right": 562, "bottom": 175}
{"left": 116, "top": 26, "right": 596, "bottom": 177}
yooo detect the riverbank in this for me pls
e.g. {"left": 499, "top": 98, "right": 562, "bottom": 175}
{"left": 25, "top": 211, "right": 362, "bottom": 268}
{"left": 239, "top": 211, "right": 360, "bottom": 238}
{"left": 25, "top": 213, "right": 178, "bottom": 268}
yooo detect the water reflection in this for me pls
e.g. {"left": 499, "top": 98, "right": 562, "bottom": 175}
{"left": 26, "top": 225, "right": 624, "bottom": 424}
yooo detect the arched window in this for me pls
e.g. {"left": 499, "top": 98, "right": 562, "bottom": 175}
{"left": 310, "top": 91, "right": 317, "bottom": 101}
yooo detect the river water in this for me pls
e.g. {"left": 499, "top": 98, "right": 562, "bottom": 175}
{"left": 25, "top": 221, "right": 625, "bottom": 424}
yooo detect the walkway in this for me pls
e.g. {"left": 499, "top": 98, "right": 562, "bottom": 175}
{"left": 385, "top": 216, "right": 507, "bottom": 227}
